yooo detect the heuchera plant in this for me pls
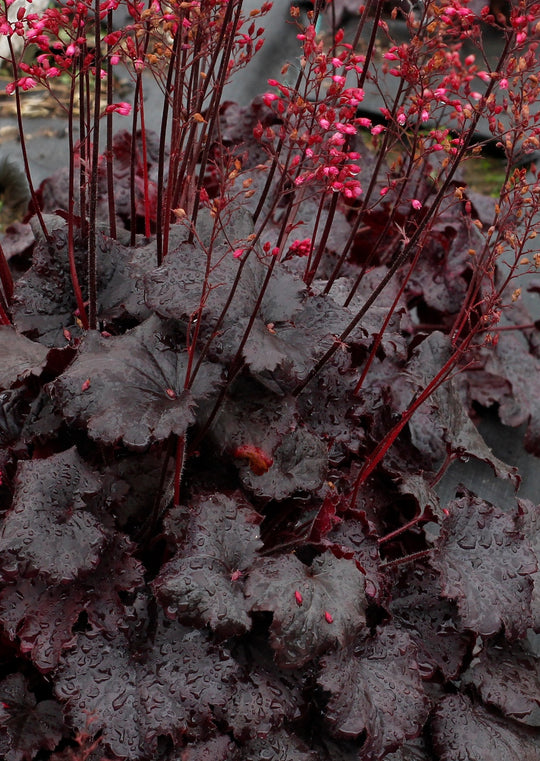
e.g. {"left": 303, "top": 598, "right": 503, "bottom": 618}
{"left": 0, "top": 0, "right": 539, "bottom": 758}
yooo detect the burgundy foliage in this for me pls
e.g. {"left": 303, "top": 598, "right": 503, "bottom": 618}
{"left": 0, "top": 1, "right": 539, "bottom": 759}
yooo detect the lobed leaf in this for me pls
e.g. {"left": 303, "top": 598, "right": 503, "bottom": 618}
{"left": 462, "top": 642, "right": 540, "bottom": 726}
{"left": 154, "top": 493, "right": 263, "bottom": 638}
{"left": 0, "top": 448, "right": 106, "bottom": 583}
{"left": 55, "top": 617, "right": 238, "bottom": 759}
{"left": 318, "top": 626, "right": 431, "bottom": 759}
{"left": 50, "top": 317, "right": 221, "bottom": 449}
{"left": 431, "top": 694, "right": 540, "bottom": 761}
{"left": 432, "top": 489, "right": 537, "bottom": 638}
{"left": 0, "top": 674, "right": 64, "bottom": 761}
{"left": 246, "top": 552, "right": 366, "bottom": 667}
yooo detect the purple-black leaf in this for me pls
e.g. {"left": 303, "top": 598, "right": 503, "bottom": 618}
{"left": 238, "top": 428, "right": 328, "bottom": 500}
{"left": 240, "top": 729, "right": 319, "bottom": 761}
{"left": 0, "top": 327, "right": 49, "bottom": 390}
{"left": 407, "top": 332, "right": 518, "bottom": 483}
{"left": 318, "top": 626, "right": 431, "bottom": 759}
{"left": 246, "top": 552, "right": 366, "bottom": 667}
{"left": 472, "top": 332, "right": 540, "bottom": 455}
{"left": 432, "top": 489, "right": 537, "bottom": 638}
{"left": 217, "top": 665, "right": 302, "bottom": 741}
{"left": 177, "top": 735, "right": 239, "bottom": 760}
{"left": 517, "top": 499, "right": 540, "bottom": 632}
{"left": 431, "top": 694, "right": 540, "bottom": 761}
{"left": 55, "top": 617, "right": 238, "bottom": 759}
{"left": 0, "top": 674, "right": 64, "bottom": 761}
{"left": 50, "top": 317, "right": 221, "bottom": 449}
{"left": 154, "top": 493, "right": 263, "bottom": 638}
{"left": 0, "top": 448, "right": 106, "bottom": 583}
{"left": 389, "top": 565, "right": 471, "bottom": 680}
{"left": 324, "top": 511, "right": 385, "bottom": 603}
{"left": 462, "top": 642, "right": 540, "bottom": 726}
{"left": 0, "top": 534, "right": 143, "bottom": 671}
{"left": 12, "top": 224, "right": 150, "bottom": 347}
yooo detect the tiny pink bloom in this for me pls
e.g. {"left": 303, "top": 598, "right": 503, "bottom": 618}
{"left": 412, "top": 199, "right": 422, "bottom": 210}
{"left": 371, "top": 124, "right": 385, "bottom": 135}
{"left": 105, "top": 102, "right": 132, "bottom": 116}
{"left": 324, "top": 611, "right": 333, "bottom": 624}
{"left": 295, "top": 590, "right": 303, "bottom": 606}
{"left": 499, "top": 78, "right": 508, "bottom": 89}
{"left": 233, "top": 248, "right": 245, "bottom": 259}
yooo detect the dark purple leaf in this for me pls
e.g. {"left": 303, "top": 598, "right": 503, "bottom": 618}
{"left": 462, "top": 642, "right": 540, "bottom": 726}
{"left": 50, "top": 317, "right": 221, "bottom": 449}
{"left": 0, "top": 448, "right": 106, "bottom": 582}
{"left": 145, "top": 209, "right": 350, "bottom": 380}
{"left": 516, "top": 499, "right": 540, "bottom": 631}
{"left": 324, "top": 511, "right": 385, "bottom": 603}
{"left": 432, "top": 489, "right": 537, "bottom": 638}
{"left": 238, "top": 428, "right": 328, "bottom": 500}
{"left": 0, "top": 674, "right": 64, "bottom": 761}
{"left": 176, "top": 735, "right": 239, "bottom": 761}
{"left": 0, "top": 534, "right": 143, "bottom": 671}
{"left": 296, "top": 351, "right": 368, "bottom": 457}
{"left": 472, "top": 332, "right": 540, "bottom": 455}
{"left": 0, "top": 327, "right": 49, "bottom": 390}
{"left": 318, "top": 626, "right": 431, "bottom": 759}
{"left": 144, "top": 209, "right": 278, "bottom": 337}
{"left": 240, "top": 730, "right": 319, "bottom": 761}
{"left": 407, "top": 332, "right": 518, "bottom": 483}
{"left": 154, "top": 493, "right": 263, "bottom": 638}
{"left": 217, "top": 665, "right": 302, "bottom": 741}
{"left": 208, "top": 378, "right": 297, "bottom": 457}
{"left": 431, "top": 694, "right": 540, "bottom": 761}
{"left": 246, "top": 552, "right": 366, "bottom": 667}
{"left": 55, "top": 617, "right": 238, "bottom": 759}
{"left": 390, "top": 565, "right": 471, "bottom": 680}
{"left": 12, "top": 224, "right": 150, "bottom": 347}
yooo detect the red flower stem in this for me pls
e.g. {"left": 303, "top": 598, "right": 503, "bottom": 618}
{"left": 188, "top": 1, "right": 243, "bottom": 238}
{"left": 356, "top": 0, "right": 385, "bottom": 91}
{"left": 304, "top": 191, "right": 339, "bottom": 286}
{"left": 155, "top": 31, "right": 179, "bottom": 264}
{"left": 67, "top": 67, "right": 89, "bottom": 329}
{"left": 173, "top": 434, "right": 186, "bottom": 507}
{"left": 137, "top": 82, "right": 152, "bottom": 239}
{"left": 377, "top": 512, "right": 424, "bottom": 546}
{"left": 79, "top": 58, "right": 88, "bottom": 237}
{"left": 189, "top": 251, "right": 280, "bottom": 453}
{"left": 129, "top": 73, "right": 141, "bottom": 246}
{"left": 353, "top": 244, "right": 423, "bottom": 395}
{"left": 0, "top": 298, "right": 10, "bottom": 325}
{"left": 380, "top": 549, "right": 433, "bottom": 571}
{"left": 87, "top": 0, "right": 103, "bottom": 330}
{"left": 348, "top": 337, "right": 473, "bottom": 509}
{"left": 7, "top": 39, "right": 49, "bottom": 244}
{"left": 0, "top": 242, "right": 13, "bottom": 303}
{"left": 106, "top": 10, "right": 116, "bottom": 239}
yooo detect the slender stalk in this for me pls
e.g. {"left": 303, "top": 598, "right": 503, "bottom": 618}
{"left": 87, "top": 0, "right": 103, "bottom": 330}
{"left": 7, "top": 39, "right": 49, "bottom": 243}
{"left": 106, "top": 10, "right": 116, "bottom": 239}
{"left": 0, "top": 242, "right": 14, "bottom": 304}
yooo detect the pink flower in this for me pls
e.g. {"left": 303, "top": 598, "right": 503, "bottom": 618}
{"left": 105, "top": 102, "right": 132, "bottom": 116}
{"left": 233, "top": 248, "right": 245, "bottom": 259}
{"left": 411, "top": 199, "right": 422, "bottom": 210}
{"left": 262, "top": 92, "right": 279, "bottom": 107}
